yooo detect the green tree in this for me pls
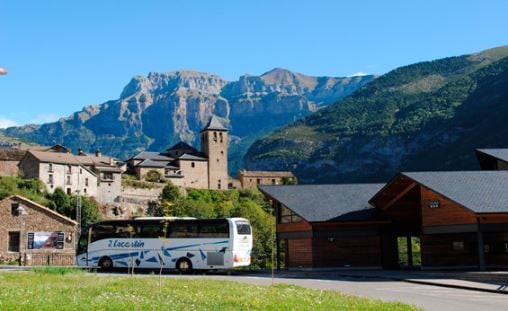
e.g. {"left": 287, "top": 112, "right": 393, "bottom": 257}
{"left": 70, "top": 196, "right": 101, "bottom": 226}
{"left": 281, "top": 176, "right": 297, "bottom": 185}
{"left": 145, "top": 170, "right": 163, "bottom": 182}
{"left": 50, "top": 188, "right": 72, "bottom": 216}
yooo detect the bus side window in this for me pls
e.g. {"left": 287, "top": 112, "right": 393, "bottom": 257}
{"left": 169, "top": 224, "right": 198, "bottom": 238}
{"left": 91, "top": 224, "right": 115, "bottom": 242}
{"left": 138, "top": 224, "right": 166, "bottom": 238}
{"left": 114, "top": 224, "right": 135, "bottom": 238}
{"left": 199, "top": 222, "right": 229, "bottom": 238}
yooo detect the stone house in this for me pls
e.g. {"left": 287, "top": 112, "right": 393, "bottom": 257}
{"left": 0, "top": 148, "right": 25, "bottom": 177}
{"left": 0, "top": 195, "right": 77, "bottom": 266}
{"left": 18, "top": 146, "right": 123, "bottom": 204}
{"left": 127, "top": 116, "right": 229, "bottom": 190}
{"left": 237, "top": 170, "right": 296, "bottom": 189}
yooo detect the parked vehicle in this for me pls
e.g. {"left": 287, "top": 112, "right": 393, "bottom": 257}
{"left": 76, "top": 217, "right": 252, "bottom": 272}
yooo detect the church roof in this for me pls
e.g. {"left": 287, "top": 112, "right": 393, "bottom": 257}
{"left": 201, "top": 115, "right": 227, "bottom": 131}
{"left": 132, "top": 151, "right": 173, "bottom": 161}
{"left": 167, "top": 141, "right": 198, "bottom": 154}
{"left": 178, "top": 153, "right": 208, "bottom": 161}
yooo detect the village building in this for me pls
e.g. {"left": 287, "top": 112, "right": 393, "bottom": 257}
{"left": 18, "top": 145, "right": 123, "bottom": 204}
{"left": 237, "top": 170, "right": 296, "bottom": 189}
{"left": 0, "top": 148, "right": 25, "bottom": 177}
{"left": 127, "top": 116, "right": 229, "bottom": 190}
{"left": 261, "top": 149, "right": 508, "bottom": 271}
{"left": 0, "top": 195, "right": 77, "bottom": 266}
{"left": 475, "top": 148, "right": 508, "bottom": 170}
{"left": 260, "top": 184, "right": 387, "bottom": 268}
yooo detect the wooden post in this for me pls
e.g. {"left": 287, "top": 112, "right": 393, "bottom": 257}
{"left": 477, "top": 218, "right": 485, "bottom": 271}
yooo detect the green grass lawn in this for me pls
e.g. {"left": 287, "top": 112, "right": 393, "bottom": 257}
{"left": 0, "top": 271, "right": 419, "bottom": 310}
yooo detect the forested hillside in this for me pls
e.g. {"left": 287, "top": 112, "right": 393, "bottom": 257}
{"left": 245, "top": 46, "right": 508, "bottom": 183}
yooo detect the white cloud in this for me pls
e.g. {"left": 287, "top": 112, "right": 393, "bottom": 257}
{"left": 349, "top": 71, "right": 370, "bottom": 77}
{"left": 0, "top": 117, "right": 19, "bottom": 129}
{"left": 29, "top": 113, "right": 61, "bottom": 124}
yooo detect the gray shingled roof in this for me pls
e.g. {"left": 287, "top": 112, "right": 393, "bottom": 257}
{"left": 137, "top": 159, "right": 180, "bottom": 169}
{"left": 178, "top": 153, "right": 208, "bottom": 161}
{"left": 259, "top": 184, "right": 385, "bottom": 222}
{"left": 132, "top": 151, "right": 173, "bottom": 161}
{"left": 167, "top": 142, "right": 198, "bottom": 153}
{"left": 202, "top": 115, "right": 227, "bottom": 131}
{"left": 476, "top": 149, "right": 508, "bottom": 163}
{"left": 403, "top": 171, "right": 508, "bottom": 213}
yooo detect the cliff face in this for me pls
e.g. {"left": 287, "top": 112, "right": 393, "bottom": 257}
{"left": 1, "top": 69, "right": 375, "bottom": 173}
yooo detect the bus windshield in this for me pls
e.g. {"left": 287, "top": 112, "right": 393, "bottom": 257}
{"left": 235, "top": 220, "right": 251, "bottom": 235}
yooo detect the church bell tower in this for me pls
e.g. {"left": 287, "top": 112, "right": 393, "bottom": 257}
{"left": 200, "top": 115, "right": 228, "bottom": 189}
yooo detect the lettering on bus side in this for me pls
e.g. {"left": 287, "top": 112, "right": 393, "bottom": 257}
{"left": 107, "top": 240, "right": 145, "bottom": 248}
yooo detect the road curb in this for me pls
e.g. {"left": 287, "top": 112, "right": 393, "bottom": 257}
{"left": 333, "top": 273, "right": 508, "bottom": 295}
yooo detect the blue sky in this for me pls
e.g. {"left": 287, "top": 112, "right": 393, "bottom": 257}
{"left": 1, "top": 0, "right": 507, "bottom": 128}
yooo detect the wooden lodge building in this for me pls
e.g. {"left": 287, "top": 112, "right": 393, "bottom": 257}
{"left": 260, "top": 149, "right": 508, "bottom": 271}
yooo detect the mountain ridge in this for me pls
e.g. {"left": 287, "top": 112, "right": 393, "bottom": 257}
{"left": 1, "top": 68, "right": 376, "bottom": 174}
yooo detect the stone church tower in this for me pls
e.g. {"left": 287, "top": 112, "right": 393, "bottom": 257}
{"left": 201, "top": 116, "right": 228, "bottom": 189}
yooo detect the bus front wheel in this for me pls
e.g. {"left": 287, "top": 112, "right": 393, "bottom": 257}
{"left": 99, "top": 257, "right": 113, "bottom": 271}
{"left": 176, "top": 258, "right": 192, "bottom": 274}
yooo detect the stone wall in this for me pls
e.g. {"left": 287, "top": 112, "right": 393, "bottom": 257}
{"left": 97, "top": 172, "right": 122, "bottom": 204}
{"left": 178, "top": 159, "right": 208, "bottom": 188}
{"left": 0, "top": 196, "right": 77, "bottom": 266}
{"left": 0, "top": 160, "right": 19, "bottom": 177}
{"left": 101, "top": 185, "right": 164, "bottom": 219}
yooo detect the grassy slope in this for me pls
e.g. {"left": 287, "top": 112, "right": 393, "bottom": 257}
{"left": 0, "top": 272, "right": 419, "bottom": 310}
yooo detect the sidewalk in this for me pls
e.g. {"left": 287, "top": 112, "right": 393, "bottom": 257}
{"left": 264, "top": 269, "right": 508, "bottom": 294}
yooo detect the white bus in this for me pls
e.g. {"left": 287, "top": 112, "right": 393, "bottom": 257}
{"left": 76, "top": 217, "right": 252, "bottom": 272}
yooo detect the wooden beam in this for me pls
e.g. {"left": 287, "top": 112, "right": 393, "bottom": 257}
{"left": 381, "top": 181, "right": 417, "bottom": 210}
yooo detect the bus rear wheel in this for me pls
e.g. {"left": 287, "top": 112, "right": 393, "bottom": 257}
{"left": 176, "top": 258, "right": 192, "bottom": 274}
{"left": 99, "top": 257, "right": 113, "bottom": 271}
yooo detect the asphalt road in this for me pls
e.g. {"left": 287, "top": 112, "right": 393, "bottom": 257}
{"left": 109, "top": 271, "right": 507, "bottom": 311}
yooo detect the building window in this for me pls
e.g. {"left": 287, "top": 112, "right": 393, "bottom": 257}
{"left": 213, "top": 132, "right": 217, "bottom": 142}
{"left": 48, "top": 174, "right": 54, "bottom": 184}
{"left": 80, "top": 168, "right": 83, "bottom": 174}
{"left": 66, "top": 175, "right": 72, "bottom": 185}
{"left": 103, "top": 172, "right": 114, "bottom": 181}
{"left": 221, "top": 150, "right": 224, "bottom": 156}
{"left": 48, "top": 163, "right": 53, "bottom": 172}
{"left": 11, "top": 202, "right": 19, "bottom": 216}
{"left": 67, "top": 188, "right": 71, "bottom": 195}
{"left": 219, "top": 132, "right": 223, "bottom": 143}
{"left": 452, "top": 241, "right": 464, "bottom": 251}
{"left": 191, "top": 162, "right": 195, "bottom": 168}
{"left": 8, "top": 232, "right": 20, "bottom": 252}
{"left": 429, "top": 200, "right": 440, "bottom": 209}
{"left": 67, "top": 165, "right": 72, "bottom": 174}
{"left": 272, "top": 179, "right": 276, "bottom": 185}
{"left": 85, "top": 178, "right": 89, "bottom": 187}
{"left": 279, "top": 204, "right": 302, "bottom": 224}
{"left": 84, "top": 188, "right": 87, "bottom": 194}
{"left": 256, "top": 179, "right": 261, "bottom": 185}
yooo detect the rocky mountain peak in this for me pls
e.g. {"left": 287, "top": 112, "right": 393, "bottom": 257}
{"left": 260, "top": 68, "right": 317, "bottom": 90}
{"left": 121, "top": 70, "right": 228, "bottom": 99}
